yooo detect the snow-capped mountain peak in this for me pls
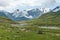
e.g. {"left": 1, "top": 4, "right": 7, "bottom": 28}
{"left": 39, "top": 8, "right": 50, "bottom": 13}
{"left": 12, "top": 9, "right": 33, "bottom": 19}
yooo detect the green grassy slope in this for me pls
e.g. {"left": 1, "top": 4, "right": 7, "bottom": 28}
{"left": 27, "top": 10, "right": 60, "bottom": 26}
{"left": 0, "top": 16, "right": 18, "bottom": 24}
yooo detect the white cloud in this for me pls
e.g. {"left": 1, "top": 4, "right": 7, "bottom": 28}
{"left": 0, "top": 6, "right": 4, "bottom": 10}
{"left": 0, "top": 0, "right": 59, "bottom": 12}
{"left": 56, "top": 0, "right": 60, "bottom": 3}
{"left": 0, "top": 0, "right": 10, "bottom": 7}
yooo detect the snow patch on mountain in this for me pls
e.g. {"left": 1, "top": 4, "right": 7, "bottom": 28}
{"left": 12, "top": 9, "right": 33, "bottom": 19}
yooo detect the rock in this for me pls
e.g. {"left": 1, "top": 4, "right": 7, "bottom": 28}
{"left": 38, "top": 30, "right": 43, "bottom": 34}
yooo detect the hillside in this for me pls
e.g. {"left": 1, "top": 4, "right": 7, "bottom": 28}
{"left": 0, "top": 16, "right": 18, "bottom": 24}
{"left": 27, "top": 10, "right": 60, "bottom": 26}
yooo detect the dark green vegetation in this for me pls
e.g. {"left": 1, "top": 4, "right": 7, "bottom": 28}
{"left": 0, "top": 10, "right": 60, "bottom": 40}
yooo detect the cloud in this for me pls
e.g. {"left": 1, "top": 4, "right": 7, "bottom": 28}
{"left": 56, "top": 0, "right": 60, "bottom": 3}
{"left": 40, "top": 0, "right": 56, "bottom": 7}
{"left": 0, "top": 0, "right": 59, "bottom": 12}
{"left": 0, "top": 6, "right": 4, "bottom": 10}
{"left": 0, "top": 0, "right": 10, "bottom": 7}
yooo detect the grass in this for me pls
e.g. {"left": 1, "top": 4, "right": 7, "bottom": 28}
{"left": 0, "top": 23, "right": 60, "bottom": 40}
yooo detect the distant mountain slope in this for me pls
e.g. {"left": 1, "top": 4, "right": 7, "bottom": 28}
{"left": 28, "top": 8, "right": 42, "bottom": 18}
{"left": 0, "top": 11, "right": 6, "bottom": 16}
{"left": 0, "top": 10, "right": 32, "bottom": 21}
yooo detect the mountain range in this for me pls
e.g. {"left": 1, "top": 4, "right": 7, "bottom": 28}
{"left": 0, "top": 6, "right": 60, "bottom": 21}
{"left": 0, "top": 8, "right": 42, "bottom": 21}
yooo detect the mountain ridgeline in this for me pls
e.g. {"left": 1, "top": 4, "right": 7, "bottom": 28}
{"left": 0, "top": 8, "right": 42, "bottom": 21}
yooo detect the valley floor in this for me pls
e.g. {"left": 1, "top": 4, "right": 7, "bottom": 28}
{"left": 0, "top": 22, "right": 60, "bottom": 40}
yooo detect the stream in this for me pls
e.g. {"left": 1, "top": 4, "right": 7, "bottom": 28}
{"left": 39, "top": 26, "right": 60, "bottom": 30}
{"left": 11, "top": 24, "right": 60, "bottom": 30}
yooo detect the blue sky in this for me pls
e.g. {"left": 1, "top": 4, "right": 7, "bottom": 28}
{"left": 0, "top": 0, "right": 60, "bottom": 12}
